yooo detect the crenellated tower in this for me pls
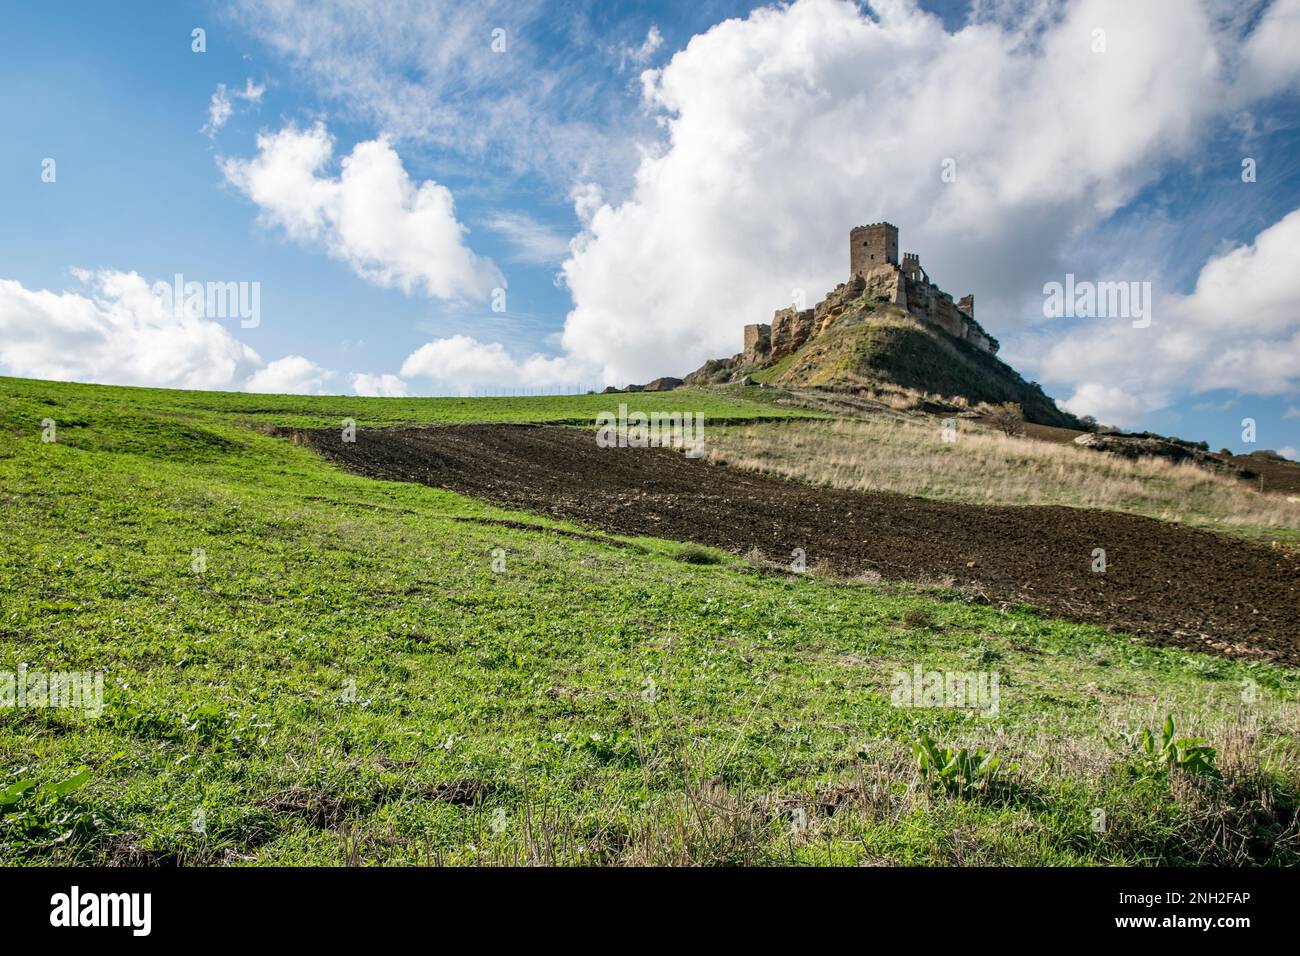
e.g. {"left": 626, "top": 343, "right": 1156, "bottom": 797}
{"left": 850, "top": 222, "right": 898, "bottom": 276}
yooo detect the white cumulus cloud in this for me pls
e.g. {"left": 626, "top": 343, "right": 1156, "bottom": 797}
{"left": 0, "top": 269, "right": 262, "bottom": 389}
{"left": 350, "top": 372, "right": 408, "bottom": 397}
{"left": 0, "top": 269, "right": 335, "bottom": 394}
{"left": 551, "top": 0, "right": 1300, "bottom": 386}
{"left": 220, "top": 123, "right": 501, "bottom": 300}
{"left": 229, "top": 0, "right": 641, "bottom": 186}
{"left": 399, "top": 334, "right": 592, "bottom": 395}
{"left": 244, "top": 354, "right": 335, "bottom": 394}
{"left": 1236, "top": 0, "right": 1300, "bottom": 99}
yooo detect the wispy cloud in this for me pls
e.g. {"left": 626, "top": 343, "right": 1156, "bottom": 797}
{"left": 483, "top": 212, "right": 572, "bottom": 264}
{"left": 202, "top": 78, "right": 265, "bottom": 137}
{"left": 228, "top": 0, "right": 645, "bottom": 185}
{"left": 618, "top": 25, "right": 663, "bottom": 71}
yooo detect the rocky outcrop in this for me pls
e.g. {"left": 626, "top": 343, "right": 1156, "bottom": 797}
{"left": 770, "top": 307, "right": 817, "bottom": 361}
{"left": 603, "top": 376, "right": 684, "bottom": 393}
{"left": 642, "top": 376, "right": 683, "bottom": 392}
{"left": 902, "top": 275, "right": 998, "bottom": 353}
{"left": 682, "top": 357, "right": 741, "bottom": 385}
{"left": 1074, "top": 431, "right": 1240, "bottom": 474}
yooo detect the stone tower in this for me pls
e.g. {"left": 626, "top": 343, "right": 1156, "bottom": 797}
{"left": 850, "top": 222, "right": 899, "bottom": 276}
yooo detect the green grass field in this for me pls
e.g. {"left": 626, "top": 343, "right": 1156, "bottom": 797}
{"left": 0, "top": 375, "right": 817, "bottom": 432}
{"left": 1, "top": 376, "right": 1297, "bottom": 865}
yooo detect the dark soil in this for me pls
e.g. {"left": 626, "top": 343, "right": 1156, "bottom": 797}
{"left": 293, "top": 424, "right": 1300, "bottom": 666}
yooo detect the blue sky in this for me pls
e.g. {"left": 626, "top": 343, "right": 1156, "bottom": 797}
{"left": 0, "top": 1, "right": 575, "bottom": 381}
{"left": 2, "top": 0, "right": 1300, "bottom": 456}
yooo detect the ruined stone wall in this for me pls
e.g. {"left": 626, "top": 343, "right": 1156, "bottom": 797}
{"left": 868, "top": 266, "right": 907, "bottom": 310}
{"left": 904, "top": 277, "right": 998, "bottom": 353}
{"left": 901, "top": 253, "right": 924, "bottom": 282}
{"left": 743, "top": 323, "right": 771, "bottom": 364}
{"left": 906, "top": 278, "right": 961, "bottom": 337}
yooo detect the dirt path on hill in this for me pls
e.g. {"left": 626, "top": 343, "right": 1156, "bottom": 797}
{"left": 292, "top": 424, "right": 1300, "bottom": 666}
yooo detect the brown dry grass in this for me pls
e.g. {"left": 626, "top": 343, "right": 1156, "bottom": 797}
{"left": 706, "top": 418, "right": 1300, "bottom": 541}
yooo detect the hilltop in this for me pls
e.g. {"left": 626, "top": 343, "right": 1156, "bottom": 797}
{"left": 685, "top": 223, "right": 1079, "bottom": 428}
{"left": 691, "top": 303, "right": 1075, "bottom": 427}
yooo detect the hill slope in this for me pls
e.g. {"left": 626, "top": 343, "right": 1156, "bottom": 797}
{"left": 1, "top": 376, "right": 1297, "bottom": 866}
{"left": 769, "top": 306, "right": 1075, "bottom": 426}
{"left": 690, "top": 303, "right": 1078, "bottom": 428}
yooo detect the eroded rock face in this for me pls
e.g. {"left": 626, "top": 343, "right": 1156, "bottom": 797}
{"left": 770, "top": 307, "right": 817, "bottom": 361}
{"left": 860, "top": 267, "right": 905, "bottom": 310}
{"left": 812, "top": 274, "right": 867, "bottom": 334}
{"left": 683, "top": 356, "right": 741, "bottom": 386}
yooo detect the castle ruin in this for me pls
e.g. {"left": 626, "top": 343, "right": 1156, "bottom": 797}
{"left": 742, "top": 224, "right": 997, "bottom": 365}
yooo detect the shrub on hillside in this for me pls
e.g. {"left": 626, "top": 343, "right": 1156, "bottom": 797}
{"left": 676, "top": 544, "right": 722, "bottom": 565}
{"left": 985, "top": 402, "right": 1025, "bottom": 437}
